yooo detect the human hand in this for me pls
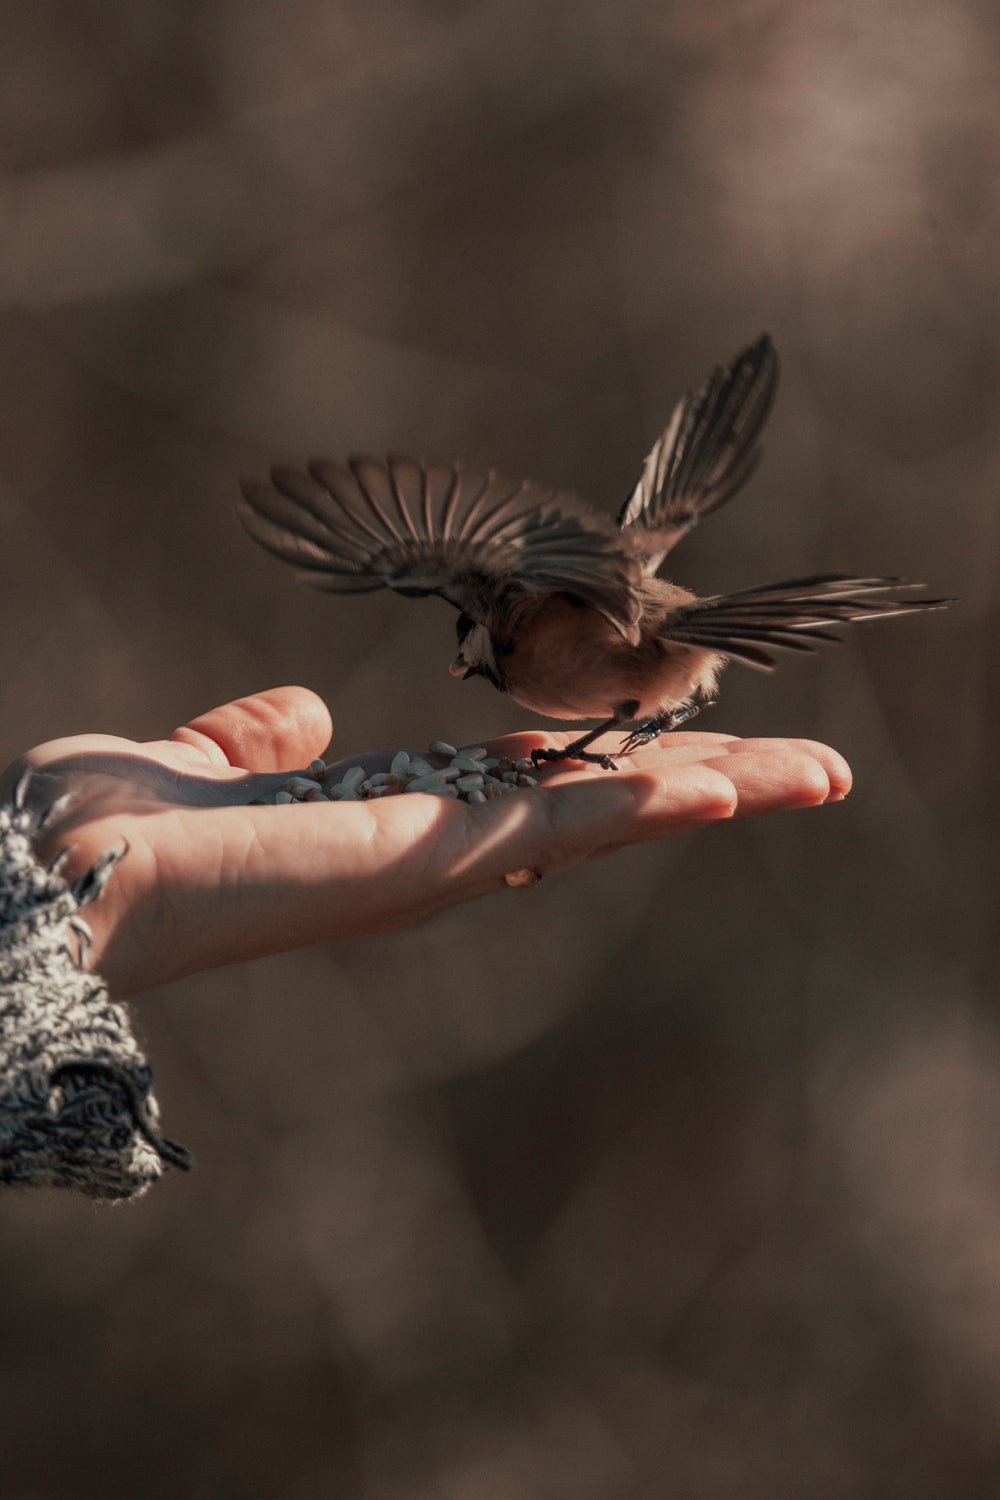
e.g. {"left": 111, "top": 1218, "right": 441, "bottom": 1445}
{"left": 1, "top": 687, "right": 851, "bottom": 998}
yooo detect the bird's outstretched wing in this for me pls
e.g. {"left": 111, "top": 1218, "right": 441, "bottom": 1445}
{"left": 238, "top": 455, "right": 643, "bottom": 639}
{"left": 656, "top": 575, "right": 952, "bottom": 670}
{"left": 618, "top": 333, "right": 779, "bottom": 571}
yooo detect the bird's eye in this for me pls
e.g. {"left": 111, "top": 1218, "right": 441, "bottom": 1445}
{"left": 456, "top": 613, "right": 475, "bottom": 643}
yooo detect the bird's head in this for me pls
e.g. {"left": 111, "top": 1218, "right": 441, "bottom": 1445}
{"left": 449, "top": 613, "right": 505, "bottom": 691}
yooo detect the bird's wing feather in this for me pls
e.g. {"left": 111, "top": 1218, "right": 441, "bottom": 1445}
{"left": 657, "top": 575, "right": 952, "bottom": 671}
{"left": 238, "top": 455, "right": 643, "bottom": 639}
{"left": 618, "top": 334, "right": 779, "bottom": 571}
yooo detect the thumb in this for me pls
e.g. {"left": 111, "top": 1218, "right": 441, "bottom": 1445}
{"left": 171, "top": 686, "right": 333, "bottom": 772}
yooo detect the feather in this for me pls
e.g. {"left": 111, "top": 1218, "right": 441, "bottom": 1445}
{"left": 618, "top": 333, "right": 778, "bottom": 570}
{"left": 237, "top": 456, "right": 644, "bottom": 639}
{"left": 659, "top": 575, "right": 952, "bottom": 671}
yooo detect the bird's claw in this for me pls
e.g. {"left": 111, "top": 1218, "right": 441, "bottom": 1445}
{"left": 531, "top": 746, "right": 619, "bottom": 771}
{"left": 617, "top": 699, "right": 707, "bottom": 755}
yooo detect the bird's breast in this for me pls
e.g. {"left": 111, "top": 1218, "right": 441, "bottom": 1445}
{"left": 499, "top": 589, "right": 722, "bottom": 723}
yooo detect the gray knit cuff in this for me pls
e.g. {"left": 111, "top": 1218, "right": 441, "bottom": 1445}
{"left": 0, "top": 787, "right": 194, "bottom": 1199}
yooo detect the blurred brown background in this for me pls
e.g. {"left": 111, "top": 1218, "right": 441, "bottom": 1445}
{"left": 0, "top": 2, "right": 992, "bottom": 1496}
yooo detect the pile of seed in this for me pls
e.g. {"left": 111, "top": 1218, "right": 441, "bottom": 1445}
{"left": 271, "top": 741, "right": 538, "bottom": 807}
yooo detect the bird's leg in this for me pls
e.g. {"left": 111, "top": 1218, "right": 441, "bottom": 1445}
{"left": 530, "top": 715, "right": 627, "bottom": 772}
{"left": 617, "top": 699, "right": 707, "bottom": 755}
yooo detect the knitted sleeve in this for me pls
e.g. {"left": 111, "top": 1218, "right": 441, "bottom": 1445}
{"left": 0, "top": 788, "right": 194, "bottom": 1199}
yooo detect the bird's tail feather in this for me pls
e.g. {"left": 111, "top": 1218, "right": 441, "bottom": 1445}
{"left": 661, "top": 574, "right": 953, "bottom": 670}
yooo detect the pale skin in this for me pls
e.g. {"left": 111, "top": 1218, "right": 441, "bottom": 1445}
{"left": 0, "top": 686, "right": 852, "bottom": 1000}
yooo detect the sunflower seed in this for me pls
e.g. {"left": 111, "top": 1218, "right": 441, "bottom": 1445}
{"left": 455, "top": 773, "right": 484, "bottom": 791}
{"left": 451, "top": 753, "right": 490, "bottom": 774}
{"left": 272, "top": 735, "right": 546, "bottom": 810}
{"left": 286, "top": 775, "right": 323, "bottom": 796}
{"left": 406, "top": 771, "right": 452, "bottom": 792}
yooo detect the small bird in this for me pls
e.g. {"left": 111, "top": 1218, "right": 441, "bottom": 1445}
{"left": 237, "top": 335, "right": 949, "bottom": 769}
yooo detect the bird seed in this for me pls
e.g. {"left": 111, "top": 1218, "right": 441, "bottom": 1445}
{"left": 265, "top": 741, "right": 545, "bottom": 809}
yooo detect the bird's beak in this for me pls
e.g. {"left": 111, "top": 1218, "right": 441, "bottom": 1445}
{"left": 449, "top": 654, "right": 469, "bottom": 679}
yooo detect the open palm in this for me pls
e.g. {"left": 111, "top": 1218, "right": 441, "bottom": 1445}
{"left": 2, "top": 686, "right": 851, "bottom": 998}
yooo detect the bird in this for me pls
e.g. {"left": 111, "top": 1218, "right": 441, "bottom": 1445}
{"left": 236, "top": 335, "right": 950, "bottom": 770}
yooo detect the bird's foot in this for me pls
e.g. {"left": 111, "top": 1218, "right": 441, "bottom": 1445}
{"left": 530, "top": 745, "right": 619, "bottom": 772}
{"left": 617, "top": 700, "right": 706, "bottom": 755}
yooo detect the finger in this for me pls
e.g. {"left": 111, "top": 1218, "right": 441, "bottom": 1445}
{"left": 436, "top": 760, "right": 742, "bottom": 889}
{"left": 523, "top": 742, "right": 842, "bottom": 868}
{"left": 304, "top": 739, "right": 840, "bottom": 898}
{"left": 700, "top": 737, "right": 851, "bottom": 802}
{"left": 610, "top": 735, "right": 849, "bottom": 801}
{"left": 698, "top": 743, "right": 833, "bottom": 815}
{"left": 749, "top": 737, "right": 851, "bottom": 799}
{"left": 444, "top": 737, "right": 847, "bottom": 884}
{"left": 171, "top": 686, "right": 332, "bottom": 772}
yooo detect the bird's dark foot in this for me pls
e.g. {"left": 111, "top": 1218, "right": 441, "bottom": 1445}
{"left": 530, "top": 745, "right": 619, "bottom": 771}
{"left": 618, "top": 700, "right": 706, "bottom": 755}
